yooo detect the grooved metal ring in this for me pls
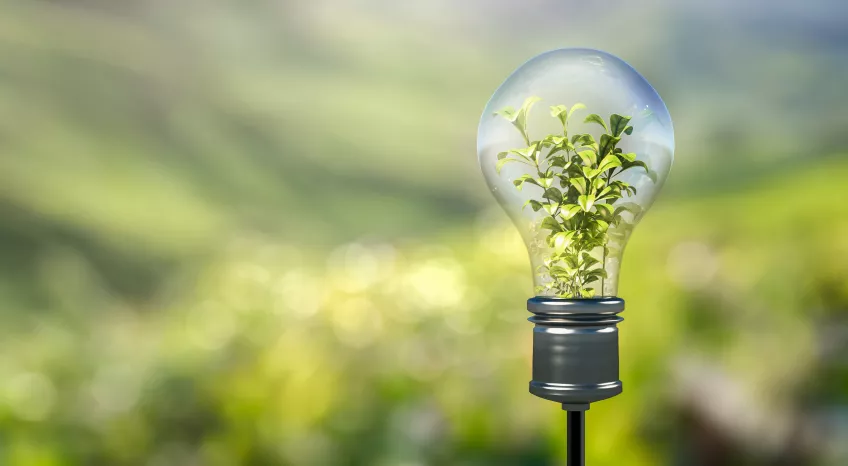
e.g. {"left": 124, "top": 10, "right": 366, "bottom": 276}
{"left": 528, "top": 315, "right": 624, "bottom": 326}
{"left": 527, "top": 296, "right": 625, "bottom": 315}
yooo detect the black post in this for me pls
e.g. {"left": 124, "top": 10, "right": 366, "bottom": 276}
{"left": 566, "top": 410, "right": 585, "bottom": 466}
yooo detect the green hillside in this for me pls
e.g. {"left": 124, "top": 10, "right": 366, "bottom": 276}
{"left": 1, "top": 158, "right": 844, "bottom": 465}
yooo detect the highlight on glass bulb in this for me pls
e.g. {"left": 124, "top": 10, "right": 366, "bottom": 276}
{"left": 477, "top": 48, "right": 674, "bottom": 298}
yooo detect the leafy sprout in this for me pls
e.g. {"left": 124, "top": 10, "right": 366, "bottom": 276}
{"left": 495, "top": 96, "right": 651, "bottom": 298}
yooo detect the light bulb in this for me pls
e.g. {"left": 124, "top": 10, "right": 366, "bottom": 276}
{"left": 477, "top": 48, "right": 674, "bottom": 298}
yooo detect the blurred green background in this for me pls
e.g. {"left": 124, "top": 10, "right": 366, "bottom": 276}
{"left": 0, "top": 0, "right": 847, "bottom": 465}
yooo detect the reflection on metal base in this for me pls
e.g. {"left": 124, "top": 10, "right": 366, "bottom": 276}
{"left": 527, "top": 297, "right": 625, "bottom": 407}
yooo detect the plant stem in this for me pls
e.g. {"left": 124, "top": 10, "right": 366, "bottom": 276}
{"left": 601, "top": 244, "right": 606, "bottom": 295}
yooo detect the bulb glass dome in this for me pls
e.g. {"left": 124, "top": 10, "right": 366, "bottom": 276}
{"left": 477, "top": 48, "right": 674, "bottom": 298}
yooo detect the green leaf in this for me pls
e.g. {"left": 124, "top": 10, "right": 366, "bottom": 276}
{"left": 540, "top": 216, "right": 562, "bottom": 231}
{"left": 592, "top": 177, "right": 605, "bottom": 191}
{"left": 569, "top": 103, "right": 586, "bottom": 119}
{"left": 581, "top": 288, "right": 597, "bottom": 298}
{"left": 585, "top": 268, "right": 605, "bottom": 278}
{"left": 550, "top": 105, "right": 568, "bottom": 126}
{"left": 513, "top": 174, "right": 541, "bottom": 190}
{"left": 586, "top": 268, "right": 608, "bottom": 279}
{"left": 542, "top": 203, "right": 559, "bottom": 215}
{"left": 550, "top": 155, "right": 571, "bottom": 169}
{"left": 547, "top": 265, "right": 564, "bottom": 275}
{"left": 584, "top": 114, "right": 608, "bottom": 131}
{"left": 552, "top": 231, "right": 576, "bottom": 253}
{"left": 562, "top": 261, "right": 578, "bottom": 275}
{"left": 583, "top": 277, "right": 600, "bottom": 286}
{"left": 596, "top": 185, "right": 613, "bottom": 200}
{"left": 507, "top": 142, "right": 543, "bottom": 164}
{"left": 578, "top": 194, "right": 596, "bottom": 212}
{"left": 624, "top": 126, "right": 634, "bottom": 135}
{"left": 581, "top": 252, "right": 600, "bottom": 268}
{"left": 613, "top": 202, "right": 643, "bottom": 218}
{"left": 544, "top": 187, "right": 563, "bottom": 203}
{"left": 541, "top": 135, "right": 566, "bottom": 146}
{"left": 618, "top": 152, "right": 637, "bottom": 162}
{"left": 582, "top": 165, "right": 599, "bottom": 179}
{"left": 610, "top": 180, "right": 630, "bottom": 190}
{"left": 513, "top": 96, "right": 542, "bottom": 142}
{"left": 550, "top": 105, "right": 568, "bottom": 117}
{"left": 599, "top": 134, "right": 621, "bottom": 155}
{"left": 580, "top": 252, "right": 600, "bottom": 269}
{"left": 577, "top": 150, "right": 597, "bottom": 166}
{"left": 560, "top": 204, "right": 583, "bottom": 220}
{"left": 609, "top": 114, "right": 632, "bottom": 137}
{"left": 496, "top": 157, "right": 531, "bottom": 173}
{"left": 594, "top": 219, "right": 610, "bottom": 232}
{"left": 506, "top": 147, "right": 532, "bottom": 161}
{"left": 523, "top": 199, "right": 543, "bottom": 211}
{"left": 596, "top": 154, "right": 623, "bottom": 173}
{"left": 595, "top": 203, "right": 614, "bottom": 216}
{"left": 531, "top": 142, "right": 543, "bottom": 164}
{"left": 520, "top": 96, "right": 542, "bottom": 112}
{"left": 546, "top": 146, "right": 564, "bottom": 159}
{"left": 571, "top": 134, "right": 598, "bottom": 152}
{"left": 569, "top": 177, "right": 587, "bottom": 195}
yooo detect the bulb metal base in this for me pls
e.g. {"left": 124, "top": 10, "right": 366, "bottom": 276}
{"left": 527, "top": 297, "right": 624, "bottom": 408}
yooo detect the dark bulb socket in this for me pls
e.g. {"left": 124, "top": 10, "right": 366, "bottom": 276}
{"left": 527, "top": 297, "right": 624, "bottom": 410}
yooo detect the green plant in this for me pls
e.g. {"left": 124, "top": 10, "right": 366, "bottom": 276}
{"left": 495, "top": 97, "right": 650, "bottom": 298}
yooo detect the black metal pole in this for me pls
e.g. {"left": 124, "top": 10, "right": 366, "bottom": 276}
{"left": 567, "top": 410, "right": 585, "bottom": 466}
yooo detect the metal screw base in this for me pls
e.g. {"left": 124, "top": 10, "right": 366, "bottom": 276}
{"left": 527, "top": 297, "right": 625, "bottom": 405}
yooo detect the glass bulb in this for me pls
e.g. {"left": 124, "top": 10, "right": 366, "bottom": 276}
{"left": 477, "top": 48, "right": 674, "bottom": 298}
